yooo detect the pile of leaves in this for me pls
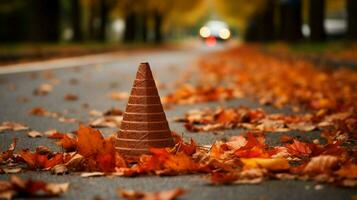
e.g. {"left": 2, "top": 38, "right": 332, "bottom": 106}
{"left": 1, "top": 125, "right": 356, "bottom": 188}
{"left": 165, "top": 45, "right": 357, "bottom": 113}
{"left": 176, "top": 106, "right": 319, "bottom": 132}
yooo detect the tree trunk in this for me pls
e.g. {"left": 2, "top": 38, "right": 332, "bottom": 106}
{"left": 29, "top": 0, "right": 60, "bottom": 42}
{"left": 99, "top": 0, "right": 108, "bottom": 42}
{"left": 260, "top": 0, "right": 276, "bottom": 41}
{"left": 71, "top": 0, "right": 82, "bottom": 41}
{"left": 245, "top": 0, "right": 275, "bottom": 42}
{"left": 309, "top": 0, "right": 325, "bottom": 41}
{"left": 153, "top": 10, "right": 163, "bottom": 44}
{"left": 123, "top": 13, "right": 136, "bottom": 42}
{"left": 141, "top": 13, "right": 148, "bottom": 42}
{"left": 347, "top": 0, "right": 357, "bottom": 40}
{"left": 88, "top": 0, "right": 96, "bottom": 40}
{"left": 279, "top": 0, "right": 302, "bottom": 41}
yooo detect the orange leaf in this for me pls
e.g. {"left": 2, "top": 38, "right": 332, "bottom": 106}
{"left": 76, "top": 125, "right": 104, "bottom": 157}
{"left": 55, "top": 135, "right": 77, "bottom": 152}
{"left": 19, "top": 150, "right": 36, "bottom": 168}
{"left": 336, "top": 163, "right": 357, "bottom": 179}
{"left": 285, "top": 139, "right": 312, "bottom": 158}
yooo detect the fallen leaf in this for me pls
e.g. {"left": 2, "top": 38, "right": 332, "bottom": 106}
{"left": 27, "top": 131, "right": 43, "bottom": 138}
{"left": 335, "top": 163, "right": 357, "bottom": 179}
{"left": 80, "top": 172, "right": 105, "bottom": 177}
{"left": 64, "top": 94, "right": 78, "bottom": 101}
{"left": 18, "top": 148, "right": 64, "bottom": 170}
{"left": 0, "top": 138, "right": 17, "bottom": 164}
{"left": 0, "top": 122, "right": 29, "bottom": 133}
{"left": 33, "top": 83, "right": 53, "bottom": 96}
{"left": 51, "top": 164, "right": 68, "bottom": 175}
{"left": 303, "top": 155, "right": 339, "bottom": 174}
{"left": 241, "top": 158, "right": 290, "bottom": 171}
{"left": 285, "top": 139, "right": 312, "bottom": 158}
{"left": 2, "top": 168, "right": 21, "bottom": 174}
{"left": 55, "top": 134, "right": 77, "bottom": 152}
{"left": 117, "top": 188, "right": 186, "bottom": 200}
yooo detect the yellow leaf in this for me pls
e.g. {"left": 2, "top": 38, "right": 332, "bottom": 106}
{"left": 241, "top": 158, "right": 290, "bottom": 171}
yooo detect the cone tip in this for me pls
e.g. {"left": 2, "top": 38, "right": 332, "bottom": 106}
{"left": 139, "top": 62, "right": 150, "bottom": 69}
{"left": 136, "top": 62, "right": 153, "bottom": 80}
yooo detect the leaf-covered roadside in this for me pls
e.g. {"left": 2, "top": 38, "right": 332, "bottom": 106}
{"left": 1, "top": 125, "right": 356, "bottom": 189}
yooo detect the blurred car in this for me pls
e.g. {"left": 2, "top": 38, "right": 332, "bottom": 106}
{"left": 199, "top": 20, "right": 231, "bottom": 44}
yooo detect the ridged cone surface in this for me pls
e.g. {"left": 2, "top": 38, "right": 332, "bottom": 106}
{"left": 116, "top": 63, "right": 174, "bottom": 157}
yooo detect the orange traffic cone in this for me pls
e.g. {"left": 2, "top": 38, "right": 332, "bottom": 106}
{"left": 116, "top": 63, "right": 175, "bottom": 158}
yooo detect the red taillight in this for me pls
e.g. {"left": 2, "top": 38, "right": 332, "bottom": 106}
{"left": 205, "top": 36, "right": 216, "bottom": 46}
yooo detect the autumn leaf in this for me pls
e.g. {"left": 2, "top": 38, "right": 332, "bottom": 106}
{"left": 0, "top": 122, "right": 28, "bottom": 133}
{"left": 0, "top": 138, "right": 17, "bottom": 164}
{"left": 234, "top": 132, "right": 269, "bottom": 158}
{"left": 285, "top": 139, "right": 312, "bottom": 158}
{"left": 241, "top": 158, "right": 290, "bottom": 171}
{"left": 55, "top": 134, "right": 77, "bottom": 152}
{"left": 18, "top": 148, "right": 64, "bottom": 169}
{"left": 173, "top": 138, "right": 197, "bottom": 156}
{"left": 117, "top": 188, "right": 186, "bottom": 200}
{"left": 75, "top": 125, "right": 116, "bottom": 172}
{"left": 76, "top": 125, "right": 104, "bottom": 157}
{"left": 210, "top": 172, "right": 239, "bottom": 185}
{"left": 335, "top": 163, "right": 357, "bottom": 179}
{"left": 303, "top": 155, "right": 339, "bottom": 174}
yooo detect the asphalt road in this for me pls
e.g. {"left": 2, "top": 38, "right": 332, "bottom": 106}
{"left": 0, "top": 45, "right": 355, "bottom": 200}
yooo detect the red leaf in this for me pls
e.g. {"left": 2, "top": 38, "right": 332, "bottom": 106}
{"left": 285, "top": 139, "right": 312, "bottom": 158}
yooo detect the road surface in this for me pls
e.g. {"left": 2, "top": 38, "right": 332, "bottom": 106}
{"left": 0, "top": 44, "right": 355, "bottom": 200}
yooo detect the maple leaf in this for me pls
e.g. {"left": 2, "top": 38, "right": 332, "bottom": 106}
{"left": 210, "top": 172, "right": 239, "bottom": 185}
{"left": 76, "top": 125, "right": 104, "bottom": 157}
{"left": 95, "top": 137, "right": 116, "bottom": 172}
{"left": 117, "top": 188, "right": 186, "bottom": 200}
{"left": 216, "top": 109, "right": 238, "bottom": 124}
{"left": 234, "top": 132, "right": 269, "bottom": 158}
{"left": 303, "top": 155, "right": 339, "bottom": 174}
{"left": 18, "top": 148, "right": 64, "bottom": 169}
{"left": 0, "top": 138, "right": 17, "bottom": 164}
{"left": 241, "top": 158, "right": 290, "bottom": 171}
{"left": 335, "top": 163, "right": 357, "bottom": 179}
{"left": 226, "top": 135, "right": 247, "bottom": 150}
{"left": 75, "top": 125, "right": 116, "bottom": 172}
{"left": 0, "top": 122, "right": 28, "bottom": 133}
{"left": 135, "top": 148, "right": 202, "bottom": 175}
{"left": 285, "top": 139, "right": 312, "bottom": 158}
{"left": 55, "top": 134, "right": 77, "bottom": 152}
{"left": 173, "top": 138, "right": 197, "bottom": 156}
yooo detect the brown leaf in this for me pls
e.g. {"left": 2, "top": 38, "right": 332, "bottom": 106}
{"left": 0, "top": 122, "right": 29, "bottom": 133}
{"left": 80, "top": 172, "right": 105, "bottom": 177}
{"left": 33, "top": 83, "right": 53, "bottom": 95}
{"left": 285, "top": 139, "right": 312, "bottom": 158}
{"left": 27, "top": 131, "right": 43, "bottom": 138}
{"left": 0, "top": 138, "right": 17, "bottom": 164}
{"left": 64, "top": 94, "right": 78, "bottom": 101}
{"left": 51, "top": 164, "right": 68, "bottom": 175}
{"left": 2, "top": 168, "right": 21, "bottom": 174}
{"left": 303, "top": 155, "right": 339, "bottom": 174}
{"left": 18, "top": 148, "right": 64, "bottom": 170}
{"left": 55, "top": 134, "right": 77, "bottom": 152}
{"left": 335, "top": 163, "right": 357, "bottom": 179}
{"left": 117, "top": 188, "right": 186, "bottom": 200}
